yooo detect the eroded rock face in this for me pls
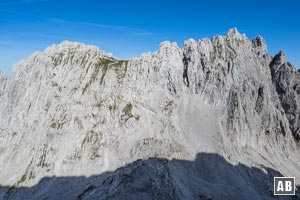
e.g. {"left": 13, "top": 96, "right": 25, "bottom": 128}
{"left": 0, "top": 29, "right": 299, "bottom": 200}
{"left": 0, "top": 72, "right": 6, "bottom": 98}
{"left": 270, "top": 51, "right": 300, "bottom": 142}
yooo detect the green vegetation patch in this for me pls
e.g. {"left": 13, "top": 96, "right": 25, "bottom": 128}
{"left": 82, "top": 57, "right": 116, "bottom": 95}
{"left": 74, "top": 117, "right": 83, "bottom": 129}
{"left": 51, "top": 53, "right": 64, "bottom": 66}
{"left": 37, "top": 144, "right": 49, "bottom": 168}
{"left": 69, "top": 149, "right": 82, "bottom": 161}
{"left": 95, "top": 98, "right": 105, "bottom": 108}
{"left": 111, "top": 60, "right": 129, "bottom": 83}
{"left": 49, "top": 114, "right": 67, "bottom": 129}
{"left": 164, "top": 100, "right": 174, "bottom": 112}
{"left": 217, "top": 63, "right": 227, "bottom": 76}
{"left": 225, "top": 37, "right": 237, "bottom": 55}
{"left": 228, "top": 89, "right": 240, "bottom": 126}
{"left": 81, "top": 130, "right": 102, "bottom": 160}
{"left": 16, "top": 159, "right": 34, "bottom": 186}
{"left": 109, "top": 104, "right": 117, "bottom": 113}
{"left": 153, "top": 65, "right": 160, "bottom": 73}
{"left": 231, "top": 90, "right": 239, "bottom": 108}
{"left": 80, "top": 52, "right": 91, "bottom": 66}
{"left": 121, "top": 102, "right": 140, "bottom": 122}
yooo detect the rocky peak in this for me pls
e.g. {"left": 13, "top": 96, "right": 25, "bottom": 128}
{"left": 183, "top": 39, "right": 198, "bottom": 59}
{"left": 252, "top": 35, "right": 267, "bottom": 56}
{"left": 45, "top": 40, "right": 103, "bottom": 54}
{"left": 198, "top": 38, "right": 213, "bottom": 58}
{"left": 158, "top": 40, "right": 180, "bottom": 52}
{"left": 158, "top": 41, "right": 182, "bottom": 57}
{"left": 269, "top": 50, "right": 300, "bottom": 142}
{"left": 269, "top": 51, "right": 291, "bottom": 93}
{"left": 159, "top": 41, "right": 172, "bottom": 49}
{"left": 252, "top": 35, "right": 265, "bottom": 48}
{"left": 271, "top": 50, "right": 287, "bottom": 66}
{"left": 226, "top": 27, "right": 247, "bottom": 41}
{"left": 44, "top": 41, "right": 114, "bottom": 67}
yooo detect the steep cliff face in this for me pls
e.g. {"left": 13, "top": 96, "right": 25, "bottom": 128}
{"left": 0, "top": 29, "right": 299, "bottom": 200}
{"left": 270, "top": 51, "right": 300, "bottom": 142}
{"left": 0, "top": 72, "right": 6, "bottom": 98}
{"left": 182, "top": 29, "right": 298, "bottom": 156}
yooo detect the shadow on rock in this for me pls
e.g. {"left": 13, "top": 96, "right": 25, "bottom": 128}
{"left": 0, "top": 152, "right": 299, "bottom": 200}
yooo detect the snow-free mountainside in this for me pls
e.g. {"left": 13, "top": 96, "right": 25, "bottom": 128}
{"left": 0, "top": 28, "right": 299, "bottom": 200}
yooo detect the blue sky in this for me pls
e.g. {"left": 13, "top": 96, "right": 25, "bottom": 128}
{"left": 0, "top": 0, "right": 299, "bottom": 76}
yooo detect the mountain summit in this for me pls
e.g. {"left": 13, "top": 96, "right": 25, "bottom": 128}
{"left": 0, "top": 28, "right": 299, "bottom": 200}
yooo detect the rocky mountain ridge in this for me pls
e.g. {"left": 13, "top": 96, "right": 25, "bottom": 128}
{"left": 0, "top": 28, "right": 299, "bottom": 199}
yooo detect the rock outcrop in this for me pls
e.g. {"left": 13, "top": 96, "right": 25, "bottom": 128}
{"left": 270, "top": 51, "right": 300, "bottom": 142}
{"left": 0, "top": 29, "right": 299, "bottom": 200}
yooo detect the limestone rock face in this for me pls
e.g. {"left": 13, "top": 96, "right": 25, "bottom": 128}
{"left": 0, "top": 29, "right": 299, "bottom": 200}
{"left": 0, "top": 72, "right": 6, "bottom": 98}
{"left": 270, "top": 51, "right": 300, "bottom": 142}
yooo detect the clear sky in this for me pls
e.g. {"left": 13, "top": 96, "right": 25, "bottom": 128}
{"left": 0, "top": 0, "right": 299, "bottom": 76}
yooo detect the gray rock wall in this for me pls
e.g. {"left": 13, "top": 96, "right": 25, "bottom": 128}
{"left": 0, "top": 29, "right": 299, "bottom": 199}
